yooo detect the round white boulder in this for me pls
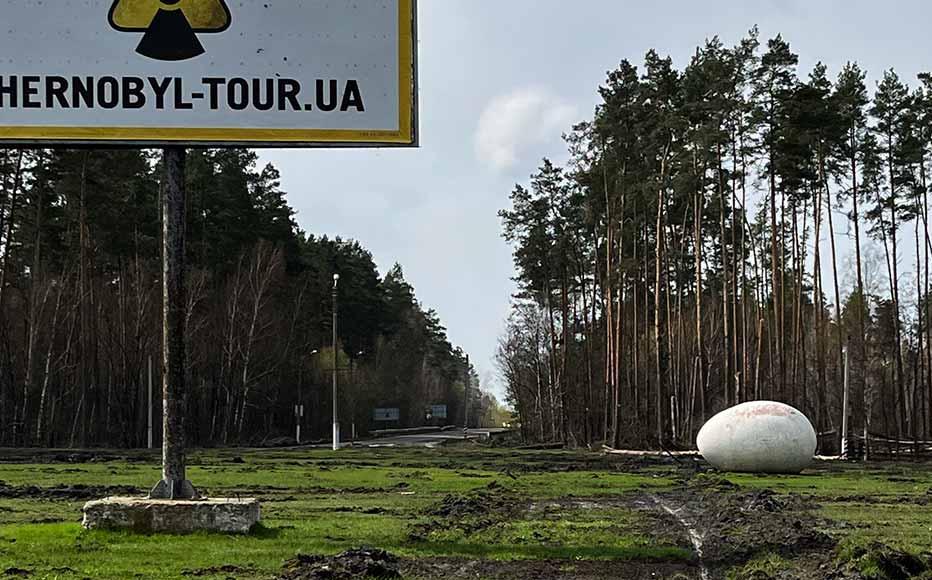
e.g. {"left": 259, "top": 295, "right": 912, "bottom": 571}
{"left": 696, "top": 401, "right": 817, "bottom": 474}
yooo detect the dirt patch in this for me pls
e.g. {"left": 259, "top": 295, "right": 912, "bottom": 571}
{"left": 409, "top": 481, "right": 523, "bottom": 540}
{"left": 529, "top": 497, "right": 636, "bottom": 513}
{"left": 743, "top": 489, "right": 790, "bottom": 513}
{"left": 182, "top": 564, "right": 251, "bottom": 577}
{"left": 219, "top": 483, "right": 412, "bottom": 498}
{"left": 838, "top": 542, "right": 932, "bottom": 579}
{"left": 279, "top": 551, "right": 702, "bottom": 580}
{"left": 304, "top": 483, "right": 412, "bottom": 495}
{"left": 401, "top": 557, "right": 702, "bottom": 579}
{"left": 397, "top": 451, "right": 687, "bottom": 475}
{"left": 430, "top": 488, "right": 510, "bottom": 519}
{"left": 2, "top": 569, "right": 31, "bottom": 578}
{"left": 818, "top": 493, "right": 932, "bottom": 506}
{"left": 648, "top": 476, "right": 834, "bottom": 577}
{"left": 0, "top": 482, "right": 141, "bottom": 501}
{"left": 329, "top": 506, "right": 389, "bottom": 515}
{"left": 278, "top": 548, "right": 401, "bottom": 579}
{"left": 0, "top": 449, "right": 153, "bottom": 464}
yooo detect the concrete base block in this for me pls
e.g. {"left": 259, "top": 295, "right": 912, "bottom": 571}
{"left": 82, "top": 497, "right": 260, "bottom": 534}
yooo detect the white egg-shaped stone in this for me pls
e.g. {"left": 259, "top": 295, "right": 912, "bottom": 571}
{"left": 696, "top": 401, "right": 817, "bottom": 474}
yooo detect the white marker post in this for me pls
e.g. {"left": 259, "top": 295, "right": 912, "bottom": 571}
{"left": 295, "top": 405, "right": 304, "bottom": 445}
{"left": 841, "top": 345, "right": 850, "bottom": 459}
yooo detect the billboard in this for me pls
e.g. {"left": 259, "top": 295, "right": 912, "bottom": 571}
{"left": 0, "top": 0, "right": 418, "bottom": 147}
{"left": 373, "top": 408, "right": 400, "bottom": 422}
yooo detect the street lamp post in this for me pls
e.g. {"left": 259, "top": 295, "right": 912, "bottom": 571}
{"left": 332, "top": 274, "right": 340, "bottom": 451}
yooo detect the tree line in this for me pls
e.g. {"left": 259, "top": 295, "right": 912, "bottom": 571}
{"left": 497, "top": 28, "right": 932, "bottom": 451}
{"left": 0, "top": 148, "right": 487, "bottom": 448}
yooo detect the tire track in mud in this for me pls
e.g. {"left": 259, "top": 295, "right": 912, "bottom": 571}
{"left": 649, "top": 494, "right": 710, "bottom": 580}
{"left": 646, "top": 476, "right": 837, "bottom": 579}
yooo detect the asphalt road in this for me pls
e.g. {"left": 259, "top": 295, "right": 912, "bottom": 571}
{"left": 351, "top": 428, "right": 512, "bottom": 448}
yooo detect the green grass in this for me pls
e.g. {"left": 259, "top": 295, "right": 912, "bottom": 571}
{"left": 0, "top": 520, "right": 409, "bottom": 579}
{"left": 725, "top": 552, "right": 795, "bottom": 579}
{"left": 1, "top": 448, "right": 932, "bottom": 578}
{"left": 430, "top": 506, "right": 691, "bottom": 562}
{"left": 724, "top": 462, "right": 932, "bottom": 498}
{"left": 0, "top": 499, "right": 82, "bottom": 526}
{"left": 822, "top": 502, "right": 932, "bottom": 554}
{"left": 0, "top": 447, "right": 682, "bottom": 579}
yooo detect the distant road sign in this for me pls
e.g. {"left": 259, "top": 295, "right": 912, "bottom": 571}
{"left": 373, "top": 408, "right": 400, "bottom": 422}
{"left": 430, "top": 405, "right": 448, "bottom": 419}
{"left": 0, "top": 0, "right": 418, "bottom": 147}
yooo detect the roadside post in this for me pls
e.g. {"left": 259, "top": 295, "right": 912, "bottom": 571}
{"left": 0, "top": 0, "right": 419, "bottom": 532}
{"left": 295, "top": 405, "right": 304, "bottom": 445}
{"left": 841, "top": 345, "right": 850, "bottom": 459}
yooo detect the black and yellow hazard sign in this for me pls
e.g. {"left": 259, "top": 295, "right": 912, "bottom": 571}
{"left": 109, "top": 0, "right": 232, "bottom": 61}
{"left": 0, "top": 0, "right": 417, "bottom": 147}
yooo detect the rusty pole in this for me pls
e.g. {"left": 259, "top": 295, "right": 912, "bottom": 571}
{"left": 150, "top": 147, "right": 198, "bottom": 500}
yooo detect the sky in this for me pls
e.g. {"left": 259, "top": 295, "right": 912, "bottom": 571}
{"left": 259, "top": 0, "right": 932, "bottom": 400}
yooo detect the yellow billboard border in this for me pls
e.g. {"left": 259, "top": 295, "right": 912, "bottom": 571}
{"left": 0, "top": 0, "right": 417, "bottom": 147}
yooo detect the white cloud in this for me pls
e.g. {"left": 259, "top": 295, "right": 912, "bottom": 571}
{"left": 474, "top": 88, "right": 577, "bottom": 172}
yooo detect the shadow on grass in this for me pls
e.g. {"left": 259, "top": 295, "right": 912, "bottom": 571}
{"left": 249, "top": 523, "right": 282, "bottom": 539}
{"left": 77, "top": 522, "right": 284, "bottom": 540}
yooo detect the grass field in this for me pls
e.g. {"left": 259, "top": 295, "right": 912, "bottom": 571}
{"left": 0, "top": 445, "right": 930, "bottom": 579}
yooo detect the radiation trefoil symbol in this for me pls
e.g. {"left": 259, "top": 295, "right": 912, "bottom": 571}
{"left": 109, "top": 0, "right": 231, "bottom": 61}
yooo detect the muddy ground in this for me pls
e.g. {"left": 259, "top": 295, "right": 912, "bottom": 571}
{"left": 275, "top": 467, "right": 932, "bottom": 579}
{"left": 277, "top": 548, "right": 701, "bottom": 580}
{"left": 2, "top": 448, "right": 932, "bottom": 579}
{"left": 0, "top": 482, "right": 141, "bottom": 501}
{"left": 0, "top": 449, "right": 156, "bottom": 464}
{"left": 272, "top": 475, "right": 829, "bottom": 579}
{"left": 648, "top": 475, "right": 835, "bottom": 579}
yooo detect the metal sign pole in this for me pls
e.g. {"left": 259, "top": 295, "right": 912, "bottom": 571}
{"left": 332, "top": 274, "right": 340, "bottom": 451}
{"left": 150, "top": 147, "right": 198, "bottom": 500}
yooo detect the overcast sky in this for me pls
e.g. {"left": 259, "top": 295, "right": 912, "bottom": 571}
{"left": 260, "top": 0, "right": 932, "bottom": 400}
